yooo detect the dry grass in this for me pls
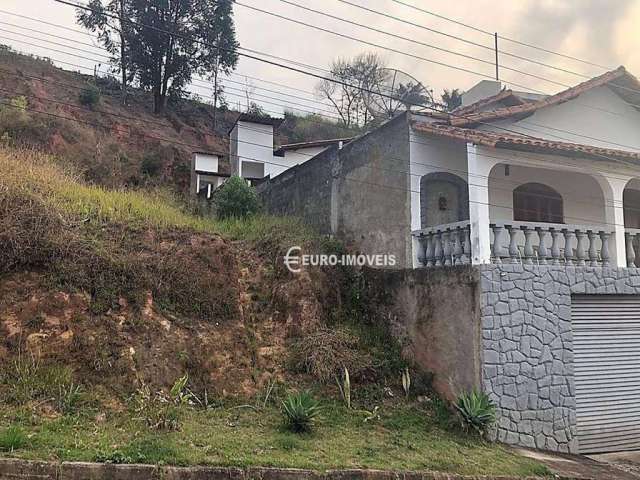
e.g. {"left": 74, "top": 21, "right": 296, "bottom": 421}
{"left": 289, "top": 327, "right": 372, "bottom": 383}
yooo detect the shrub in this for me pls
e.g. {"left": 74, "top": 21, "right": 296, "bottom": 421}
{"left": 0, "top": 426, "right": 28, "bottom": 452}
{"left": 455, "top": 390, "right": 496, "bottom": 435}
{"left": 214, "top": 176, "right": 260, "bottom": 219}
{"left": 281, "top": 391, "right": 321, "bottom": 433}
{"left": 140, "top": 153, "right": 163, "bottom": 177}
{"left": 289, "top": 327, "right": 369, "bottom": 383}
{"left": 79, "top": 85, "right": 100, "bottom": 109}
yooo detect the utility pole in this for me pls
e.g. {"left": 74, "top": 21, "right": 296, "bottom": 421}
{"left": 494, "top": 32, "right": 499, "bottom": 81}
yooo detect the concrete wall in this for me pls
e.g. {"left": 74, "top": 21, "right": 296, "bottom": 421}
{"left": 479, "top": 264, "right": 640, "bottom": 454}
{"left": 274, "top": 146, "right": 328, "bottom": 177}
{"left": 363, "top": 266, "right": 482, "bottom": 400}
{"left": 258, "top": 114, "right": 413, "bottom": 267}
{"left": 257, "top": 146, "right": 335, "bottom": 234}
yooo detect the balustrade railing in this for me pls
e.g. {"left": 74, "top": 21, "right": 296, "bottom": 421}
{"left": 490, "top": 222, "right": 613, "bottom": 266}
{"left": 413, "top": 221, "right": 471, "bottom": 267}
{"left": 414, "top": 221, "right": 617, "bottom": 267}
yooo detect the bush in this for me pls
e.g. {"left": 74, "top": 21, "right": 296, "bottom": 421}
{"left": 140, "top": 153, "right": 163, "bottom": 177}
{"left": 289, "top": 327, "right": 370, "bottom": 383}
{"left": 214, "top": 176, "right": 260, "bottom": 219}
{"left": 281, "top": 391, "right": 321, "bottom": 433}
{"left": 79, "top": 85, "right": 100, "bottom": 109}
{"left": 0, "top": 426, "right": 28, "bottom": 452}
{"left": 455, "top": 390, "right": 496, "bottom": 435}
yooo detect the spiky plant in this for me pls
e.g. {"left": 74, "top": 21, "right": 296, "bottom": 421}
{"left": 281, "top": 391, "right": 322, "bottom": 433}
{"left": 455, "top": 390, "right": 496, "bottom": 436}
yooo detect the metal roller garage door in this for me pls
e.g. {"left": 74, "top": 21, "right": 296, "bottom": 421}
{"left": 572, "top": 295, "right": 640, "bottom": 454}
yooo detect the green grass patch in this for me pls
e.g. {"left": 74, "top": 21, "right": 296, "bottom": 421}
{"left": 0, "top": 400, "right": 546, "bottom": 477}
{"left": 0, "top": 427, "right": 28, "bottom": 452}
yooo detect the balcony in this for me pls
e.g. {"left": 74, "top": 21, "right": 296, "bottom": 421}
{"left": 413, "top": 221, "right": 622, "bottom": 267}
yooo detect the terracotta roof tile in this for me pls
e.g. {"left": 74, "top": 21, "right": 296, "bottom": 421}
{"left": 452, "top": 89, "right": 528, "bottom": 116}
{"left": 412, "top": 121, "right": 640, "bottom": 163}
{"left": 450, "top": 66, "right": 637, "bottom": 127}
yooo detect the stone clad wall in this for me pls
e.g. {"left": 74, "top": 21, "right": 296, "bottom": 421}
{"left": 479, "top": 264, "right": 640, "bottom": 454}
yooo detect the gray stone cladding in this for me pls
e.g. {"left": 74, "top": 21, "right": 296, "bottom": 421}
{"left": 479, "top": 264, "right": 640, "bottom": 454}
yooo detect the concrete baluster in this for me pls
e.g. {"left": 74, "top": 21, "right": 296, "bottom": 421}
{"left": 425, "top": 233, "right": 435, "bottom": 268}
{"left": 462, "top": 226, "right": 471, "bottom": 265}
{"left": 599, "top": 231, "right": 611, "bottom": 267}
{"left": 550, "top": 228, "right": 561, "bottom": 265}
{"left": 442, "top": 231, "right": 452, "bottom": 266}
{"left": 575, "top": 229, "right": 587, "bottom": 266}
{"left": 416, "top": 235, "right": 426, "bottom": 266}
{"left": 563, "top": 229, "right": 575, "bottom": 265}
{"left": 453, "top": 228, "right": 463, "bottom": 265}
{"left": 587, "top": 230, "right": 598, "bottom": 266}
{"left": 536, "top": 227, "right": 548, "bottom": 265}
{"left": 433, "top": 231, "right": 443, "bottom": 267}
{"left": 522, "top": 225, "right": 535, "bottom": 265}
{"left": 491, "top": 224, "right": 503, "bottom": 265}
{"left": 626, "top": 232, "right": 636, "bottom": 268}
{"left": 506, "top": 225, "right": 519, "bottom": 264}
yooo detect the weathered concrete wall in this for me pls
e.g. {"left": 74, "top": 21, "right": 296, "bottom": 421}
{"left": 257, "top": 146, "right": 336, "bottom": 234}
{"left": 333, "top": 115, "right": 411, "bottom": 267}
{"left": 363, "top": 266, "right": 481, "bottom": 400}
{"left": 257, "top": 115, "right": 412, "bottom": 267}
{"left": 479, "top": 264, "right": 640, "bottom": 454}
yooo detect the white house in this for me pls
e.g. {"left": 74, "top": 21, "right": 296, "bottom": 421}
{"left": 192, "top": 112, "right": 351, "bottom": 196}
{"left": 256, "top": 66, "right": 640, "bottom": 455}
{"left": 410, "top": 66, "right": 640, "bottom": 269}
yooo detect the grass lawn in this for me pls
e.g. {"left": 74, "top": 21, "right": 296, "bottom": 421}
{"left": 0, "top": 399, "right": 548, "bottom": 477}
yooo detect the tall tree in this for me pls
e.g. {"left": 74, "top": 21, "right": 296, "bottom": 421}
{"left": 76, "top": 0, "right": 134, "bottom": 104}
{"left": 441, "top": 88, "right": 463, "bottom": 111}
{"left": 315, "top": 52, "right": 386, "bottom": 128}
{"left": 128, "top": 0, "right": 239, "bottom": 114}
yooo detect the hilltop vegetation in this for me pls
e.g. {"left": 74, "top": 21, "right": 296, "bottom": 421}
{"left": 0, "top": 46, "right": 361, "bottom": 192}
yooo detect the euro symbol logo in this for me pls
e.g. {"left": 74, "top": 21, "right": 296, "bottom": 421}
{"left": 284, "top": 246, "right": 302, "bottom": 273}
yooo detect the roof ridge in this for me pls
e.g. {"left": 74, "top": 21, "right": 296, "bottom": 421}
{"left": 450, "top": 66, "right": 632, "bottom": 127}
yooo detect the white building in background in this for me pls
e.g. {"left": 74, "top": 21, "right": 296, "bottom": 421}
{"left": 191, "top": 112, "right": 352, "bottom": 197}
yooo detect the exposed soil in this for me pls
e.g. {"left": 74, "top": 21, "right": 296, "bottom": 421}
{"left": 0, "top": 235, "right": 334, "bottom": 399}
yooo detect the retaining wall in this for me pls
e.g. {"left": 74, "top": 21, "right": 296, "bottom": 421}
{"left": 479, "top": 264, "right": 640, "bottom": 454}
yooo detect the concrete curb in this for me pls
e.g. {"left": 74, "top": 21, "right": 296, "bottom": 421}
{"left": 0, "top": 458, "right": 585, "bottom": 480}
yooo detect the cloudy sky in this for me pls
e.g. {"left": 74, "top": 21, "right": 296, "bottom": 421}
{"left": 1, "top": 0, "right": 639, "bottom": 116}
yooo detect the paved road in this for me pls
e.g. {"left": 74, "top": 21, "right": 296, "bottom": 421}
{"left": 515, "top": 448, "right": 640, "bottom": 479}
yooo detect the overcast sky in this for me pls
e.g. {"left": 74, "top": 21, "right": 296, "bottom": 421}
{"left": 1, "top": 0, "right": 639, "bottom": 116}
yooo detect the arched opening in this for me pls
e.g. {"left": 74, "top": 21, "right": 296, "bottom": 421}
{"left": 513, "top": 182, "right": 564, "bottom": 223}
{"left": 420, "top": 172, "right": 469, "bottom": 228}
{"left": 624, "top": 185, "right": 640, "bottom": 229}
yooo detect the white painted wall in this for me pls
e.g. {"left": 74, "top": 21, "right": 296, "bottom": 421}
{"left": 487, "top": 85, "right": 640, "bottom": 153}
{"left": 270, "top": 146, "right": 328, "bottom": 178}
{"left": 194, "top": 153, "right": 219, "bottom": 173}
{"left": 409, "top": 128, "right": 468, "bottom": 231}
{"left": 231, "top": 121, "right": 274, "bottom": 178}
{"left": 488, "top": 163, "right": 607, "bottom": 226}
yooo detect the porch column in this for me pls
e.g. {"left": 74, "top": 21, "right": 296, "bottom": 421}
{"left": 466, "top": 144, "right": 498, "bottom": 265}
{"left": 597, "top": 175, "right": 630, "bottom": 268}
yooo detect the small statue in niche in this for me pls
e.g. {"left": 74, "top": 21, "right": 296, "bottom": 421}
{"left": 438, "top": 195, "right": 448, "bottom": 211}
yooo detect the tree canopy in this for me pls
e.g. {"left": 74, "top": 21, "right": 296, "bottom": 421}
{"left": 77, "top": 0, "right": 239, "bottom": 114}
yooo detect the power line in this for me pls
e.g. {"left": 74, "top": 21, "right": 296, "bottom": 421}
{"left": 389, "top": 0, "right": 613, "bottom": 71}
{"left": 47, "top": 0, "right": 640, "bottom": 170}
{"left": 234, "top": 0, "right": 551, "bottom": 94}
{"left": 277, "top": 0, "right": 576, "bottom": 89}
{"left": 333, "top": 0, "right": 595, "bottom": 81}
{"left": 1, "top": 79, "right": 636, "bottom": 215}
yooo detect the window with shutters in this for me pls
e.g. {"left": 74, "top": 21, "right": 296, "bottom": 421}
{"left": 513, "top": 183, "right": 563, "bottom": 223}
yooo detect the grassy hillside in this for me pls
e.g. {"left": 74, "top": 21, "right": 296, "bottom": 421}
{"left": 0, "top": 147, "right": 547, "bottom": 476}
{"left": 0, "top": 46, "right": 361, "bottom": 192}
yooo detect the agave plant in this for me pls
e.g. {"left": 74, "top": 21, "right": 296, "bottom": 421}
{"left": 281, "top": 391, "right": 322, "bottom": 433}
{"left": 455, "top": 390, "right": 496, "bottom": 435}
